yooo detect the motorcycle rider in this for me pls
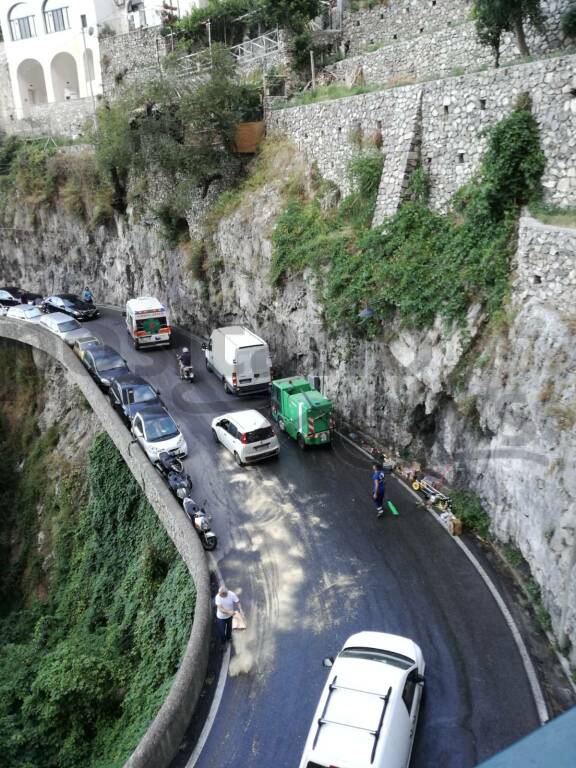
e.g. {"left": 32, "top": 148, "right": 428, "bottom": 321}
{"left": 178, "top": 347, "right": 192, "bottom": 378}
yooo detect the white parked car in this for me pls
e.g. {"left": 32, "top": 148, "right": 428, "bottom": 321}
{"left": 7, "top": 304, "right": 44, "bottom": 323}
{"left": 131, "top": 406, "right": 188, "bottom": 461}
{"left": 39, "top": 312, "right": 95, "bottom": 346}
{"left": 299, "top": 632, "right": 425, "bottom": 768}
{"left": 211, "top": 409, "right": 279, "bottom": 466}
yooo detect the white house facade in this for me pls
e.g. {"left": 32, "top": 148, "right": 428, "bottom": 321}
{"left": 0, "top": 0, "right": 206, "bottom": 120}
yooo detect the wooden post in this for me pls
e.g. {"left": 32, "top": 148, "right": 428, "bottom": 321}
{"left": 310, "top": 49, "right": 316, "bottom": 90}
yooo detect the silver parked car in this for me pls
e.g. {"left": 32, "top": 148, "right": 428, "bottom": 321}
{"left": 7, "top": 304, "right": 44, "bottom": 323}
{"left": 39, "top": 311, "right": 95, "bottom": 346}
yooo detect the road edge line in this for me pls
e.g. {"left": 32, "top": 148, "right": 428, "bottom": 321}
{"left": 337, "top": 430, "right": 549, "bottom": 725}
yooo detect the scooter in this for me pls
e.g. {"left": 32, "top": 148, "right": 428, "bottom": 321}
{"left": 182, "top": 496, "right": 218, "bottom": 551}
{"left": 154, "top": 451, "right": 193, "bottom": 499}
{"left": 177, "top": 354, "right": 194, "bottom": 382}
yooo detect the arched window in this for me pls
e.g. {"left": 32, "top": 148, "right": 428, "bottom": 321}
{"left": 16, "top": 59, "right": 47, "bottom": 111}
{"left": 42, "top": 0, "right": 70, "bottom": 34}
{"left": 8, "top": 2, "right": 37, "bottom": 41}
{"left": 50, "top": 51, "right": 79, "bottom": 101}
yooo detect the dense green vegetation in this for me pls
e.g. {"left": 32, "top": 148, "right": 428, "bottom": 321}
{"left": 270, "top": 95, "right": 545, "bottom": 332}
{"left": 0, "top": 347, "right": 195, "bottom": 768}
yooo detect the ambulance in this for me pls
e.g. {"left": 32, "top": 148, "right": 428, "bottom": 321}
{"left": 124, "top": 296, "right": 172, "bottom": 350}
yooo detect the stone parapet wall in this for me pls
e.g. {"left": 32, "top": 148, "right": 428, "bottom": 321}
{"left": 6, "top": 98, "right": 96, "bottom": 139}
{"left": 0, "top": 319, "right": 211, "bottom": 768}
{"left": 268, "top": 54, "right": 576, "bottom": 212}
{"left": 514, "top": 216, "right": 576, "bottom": 311}
{"left": 100, "top": 26, "right": 169, "bottom": 97}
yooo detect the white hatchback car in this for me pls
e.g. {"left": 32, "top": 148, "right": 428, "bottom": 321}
{"left": 299, "top": 632, "right": 425, "bottom": 768}
{"left": 131, "top": 406, "right": 188, "bottom": 462}
{"left": 211, "top": 409, "right": 279, "bottom": 466}
{"left": 6, "top": 304, "right": 43, "bottom": 323}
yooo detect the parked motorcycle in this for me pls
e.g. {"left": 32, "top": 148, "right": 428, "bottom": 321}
{"left": 182, "top": 497, "right": 218, "bottom": 550}
{"left": 154, "top": 451, "right": 193, "bottom": 499}
{"left": 177, "top": 353, "right": 195, "bottom": 382}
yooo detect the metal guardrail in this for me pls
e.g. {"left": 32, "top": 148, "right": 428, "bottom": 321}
{"left": 230, "top": 29, "right": 280, "bottom": 62}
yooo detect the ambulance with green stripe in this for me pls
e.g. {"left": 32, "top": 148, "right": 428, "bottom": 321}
{"left": 125, "top": 297, "right": 172, "bottom": 350}
{"left": 270, "top": 376, "right": 334, "bottom": 449}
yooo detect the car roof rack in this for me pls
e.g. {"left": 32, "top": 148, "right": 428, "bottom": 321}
{"left": 312, "top": 676, "right": 392, "bottom": 764}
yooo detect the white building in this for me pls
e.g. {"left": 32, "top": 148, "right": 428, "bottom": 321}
{"left": 0, "top": 0, "right": 206, "bottom": 120}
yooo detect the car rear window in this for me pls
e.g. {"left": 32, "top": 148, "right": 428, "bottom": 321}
{"left": 135, "top": 316, "right": 167, "bottom": 332}
{"left": 339, "top": 647, "right": 414, "bottom": 670}
{"left": 23, "top": 308, "right": 41, "bottom": 318}
{"left": 126, "top": 385, "right": 157, "bottom": 404}
{"left": 95, "top": 354, "right": 125, "bottom": 372}
{"left": 245, "top": 426, "right": 274, "bottom": 443}
{"left": 58, "top": 320, "right": 80, "bottom": 332}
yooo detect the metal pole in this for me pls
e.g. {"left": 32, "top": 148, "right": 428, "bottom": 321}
{"left": 310, "top": 49, "right": 316, "bottom": 90}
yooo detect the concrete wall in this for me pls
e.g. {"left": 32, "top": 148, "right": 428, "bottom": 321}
{"left": 268, "top": 53, "right": 576, "bottom": 212}
{"left": 0, "top": 317, "right": 211, "bottom": 768}
{"left": 514, "top": 216, "right": 576, "bottom": 311}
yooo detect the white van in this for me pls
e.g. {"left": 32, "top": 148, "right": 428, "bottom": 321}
{"left": 39, "top": 312, "right": 95, "bottom": 346}
{"left": 203, "top": 326, "right": 272, "bottom": 395}
{"left": 125, "top": 297, "right": 171, "bottom": 350}
{"left": 299, "top": 632, "right": 425, "bottom": 768}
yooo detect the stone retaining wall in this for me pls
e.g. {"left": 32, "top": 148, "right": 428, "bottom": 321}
{"left": 514, "top": 216, "right": 576, "bottom": 311}
{"left": 268, "top": 53, "right": 576, "bottom": 212}
{"left": 0, "top": 318, "right": 211, "bottom": 768}
{"left": 6, "top": 98, "right": 96, "bottom": 139}
{"left": 100, "top": 26, "right": 169, "bottom": 98}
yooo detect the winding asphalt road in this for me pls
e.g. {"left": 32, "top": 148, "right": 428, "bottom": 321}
{"left": 90, "top": 308, "right": 540, "bottom": 768}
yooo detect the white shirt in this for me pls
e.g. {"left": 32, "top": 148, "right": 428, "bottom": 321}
{"left": 215, "top": 590, "right": 239, "bottom": 619}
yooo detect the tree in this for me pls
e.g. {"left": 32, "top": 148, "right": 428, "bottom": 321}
{"left": 473, "top": 0, "right": 545, "bottom": 62}
{"left": 258, "top": 0, "right": 321, "bottom": 31}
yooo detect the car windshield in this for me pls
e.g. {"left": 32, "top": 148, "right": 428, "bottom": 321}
{"left": 58, "top": 320, "right": 80, "bottom": 332}
{"left": 23, "top": 307, "right": 41, "bottom": 318}
{"left": 125, "top": 385, "right": 157, "bottom": 404}
{"left": 246, "top": 426, "right": 274, "bottom": 443}
{"left": 63, "top": 297, "right": 87, "bottom": 308}
{"left": 145, "top": 415, "right": 179, "bottom": 442}
{"left": 95, "top": 354, "right": 125, "bottom": 372}
{"left": 339, "top": 647, "right": 414, "bottom": 670}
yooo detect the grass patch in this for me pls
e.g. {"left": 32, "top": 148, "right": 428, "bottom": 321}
{"left": 528, "top": 201, "right": 576, "bottom": 229}
{"left": 277, "top": 83, "right": 385, "bottom": 109}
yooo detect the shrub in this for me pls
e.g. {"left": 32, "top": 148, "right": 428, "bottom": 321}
{"left": 450, "top": 490, "right": 492, "bottom": 537}
{"left": 561, "top": 5, "right": 576, "bottom": 38}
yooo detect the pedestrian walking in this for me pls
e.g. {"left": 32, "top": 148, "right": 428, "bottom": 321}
{"left": 372, "top": 462, "right": 386, "bottom": 518}
{"left": 215, "top": 585, "right": 241, "bottom": 647}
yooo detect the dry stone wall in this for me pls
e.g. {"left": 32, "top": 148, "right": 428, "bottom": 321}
{"left": 5, "top": 98, "right": 96, "bottom": 139}
{"left": 340, "top": 0, "right": 572, "bottom": 56}
{"left": 268, "top": 53, "right": 576, "bottom": 212}
{"left": 100, "top": 26, "right": 169, "bottom": 97}
{"left": 514, "top": 216, "right": 576, "bottom": 311}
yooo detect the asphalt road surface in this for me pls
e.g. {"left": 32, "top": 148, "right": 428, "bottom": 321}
{"left": 90, "top": 309, "right": 539, "bottom": 768}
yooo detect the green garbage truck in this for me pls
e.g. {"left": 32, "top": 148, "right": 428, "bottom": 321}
{"left": 270, "top": 376, "right": 334, "bottom": 449}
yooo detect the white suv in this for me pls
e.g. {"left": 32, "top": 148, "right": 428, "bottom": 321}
{"left": 211, "top": 409, "right": 279, "bottom": 466}
{"left": 299, "top": 632, "right": 425, "bottom": 768}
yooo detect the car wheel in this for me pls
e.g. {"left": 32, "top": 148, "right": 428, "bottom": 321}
{"left": 212, "top": 428, "right": 220, "bottom": 444}
{"left": 224, "top": 381, "right": 232, "bottom": 395}
{"left": 297, "top": 433, "right": 306, "bottom": 450}
{"left": 234, "top": 452, "right": 244, "bottom": 467}
{"left": 134, "top": 339, "right": 140, "bottom": 350}
{"left": 278, "top": 418, "right": 286, "bottom": 432}
{"left": 206, "top": 359, "right": 212, "bottom": 372}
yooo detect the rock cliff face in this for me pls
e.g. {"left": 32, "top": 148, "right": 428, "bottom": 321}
{"left": 0, "top": 151, "right": 575, "bottom": 663}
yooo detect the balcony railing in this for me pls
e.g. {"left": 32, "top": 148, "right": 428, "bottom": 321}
{"left": 10, "top": 15, "right": 36, "bottom": 41}
{"left": 44, "top": 7, "right": 70, "bottom": 34}
{"left": 230, "top": 30, "right": 279, "bottom": 63}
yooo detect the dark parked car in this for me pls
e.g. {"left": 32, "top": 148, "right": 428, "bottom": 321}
{"left": 108, "top": 373, "right": 162, "bottom": 426}
{"left": 41, "top": 294, "right": 100, "bottom": 321}
{"left": 82, "top": 345, "right": 129, "bottom": 390}
{"left": 0, "top": 287, "right": 21, "bottom": 307}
